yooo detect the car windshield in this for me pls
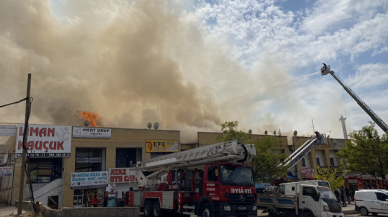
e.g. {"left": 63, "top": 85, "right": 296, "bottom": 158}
{"left": 317, "top": 187, "right": 336, "bottom": 200}
{"left": 220, "top": 165, "right": 254, "bottom": 187}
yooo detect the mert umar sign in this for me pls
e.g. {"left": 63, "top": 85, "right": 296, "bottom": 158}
{"left": 73, "top": 127, "right": 111, "bottom": 138}
{"left": 15, "top": 124, "right": 72, "bottom": 158}
{"left": 145, "top": 140, "right": 179, "bottom": 153}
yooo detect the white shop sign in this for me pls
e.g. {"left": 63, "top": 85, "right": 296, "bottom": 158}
{"left": 73, "top": 127, "right": 111, "bottom": 138}
{"left": 76, "top": 157, "right": 101, "bottom": 163}
{"left": 108, "top": 168, "right": 138, "bottom": 184}
{"left": 15, "top": 124, "right": 72, "bottom": 158}
{"left": 0, "top": 125, "right": 16, "bottom": 136}
{"left": 71, "top": 171, "right": 108, "bottom": 189}
{"left": 0, "top": 167, "right": 13, "bottom": 177}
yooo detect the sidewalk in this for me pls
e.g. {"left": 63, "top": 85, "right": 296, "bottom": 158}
{"left": 342, "top": 202, "right": 358, "bottom": 215}
{"left": 0, "top": 206, "right": 27, "bottom": 217}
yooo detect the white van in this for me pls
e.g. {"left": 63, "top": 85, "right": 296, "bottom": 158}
{"left": 355, "top": 190, "right": 388, "bottom": 216}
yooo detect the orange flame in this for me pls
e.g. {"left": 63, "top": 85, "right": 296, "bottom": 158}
{"left": 76, "top": 110, "right": 102, "bottom": 127}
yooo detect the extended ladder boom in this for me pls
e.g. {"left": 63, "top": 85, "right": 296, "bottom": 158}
{"left": 133, "top": 140, "right": 256, "bottom": 172}
{"left": 321, "top": 64, "right": 388, "bottom": 133}
{"left": 283, "top": 134, "right": 327, "bottom": 170}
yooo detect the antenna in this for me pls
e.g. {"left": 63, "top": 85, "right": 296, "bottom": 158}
{"left": 153, "top": 122, "right": 159, "bottom": 130}
{"left": 248, "top": 129, "right": 252, "bottom": 134}
{"left": 147, "top": 122, "right": 152, "bottom": 129}
{"left": 312, "top": 119, "right": 315, "bottom": 132}
{"left": 83, "top": 120, "right": 90, "bottom": 127}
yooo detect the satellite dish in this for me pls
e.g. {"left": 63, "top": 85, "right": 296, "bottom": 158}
{"left": 147, "top": 122, "right": 152, "bottom": 129}
{"left": 294, "top": 130, "right": 298, "bottom": 136}
{"left": 248, "top": 129, "right": 252, "bottom": 134}
{"left": 83, "top": 120, "right": 90, "bottom": 127}
{"left": 153, "top": 122, "right": 159, "bottom": 130}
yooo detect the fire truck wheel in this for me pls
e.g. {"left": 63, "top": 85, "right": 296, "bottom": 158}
{"left": 200, "top": 203, "right": 213, "bottom": 217}
{"left": 153, "top": 201, "right": 164, "bottom": 217}
{"left": 144, "top": 201, "right": 154, "bottom": 217}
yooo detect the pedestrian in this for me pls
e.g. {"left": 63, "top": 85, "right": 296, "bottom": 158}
{"left": 340, "top": 187, "right": 347, "bottom": 207}
{"left": 104, "top": 191, "right": 109, "bottom": 207}
{"left": 345, "top": 186, "right": 351, "bottom": 204}
{"left": 92, "top": 193, "right": 99, "bottom": 207}
{"left": 334, "top": 190, "right": 341, "bottom": 205}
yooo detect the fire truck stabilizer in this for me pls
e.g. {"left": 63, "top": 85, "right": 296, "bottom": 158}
{"left": 127, "top": 140, "right": 257, "bottom": 217}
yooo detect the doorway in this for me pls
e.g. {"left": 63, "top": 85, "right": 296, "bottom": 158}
{"left": 47, "top": 196, "right": 59, "bottom": 209}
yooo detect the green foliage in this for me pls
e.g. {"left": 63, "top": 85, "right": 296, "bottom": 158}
{"left": 336, "top": 122, "right": 388, "bottom": 181}
{"left": 252, "top": 136, "right": 288, "bottom": 185}
{"left": 216, "top": 121, "right": 251, "bottom": 143}
{"left": 313, "top": 166, "right": 344, "bottom": 191}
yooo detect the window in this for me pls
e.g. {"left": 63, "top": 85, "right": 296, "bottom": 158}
{"left": 75, "top": 148, "right": 105, "bottom": 172}
{"left": 27, "top": 158, "right": 62, "bottom": 183}
{"left": 301, "top": 158, "right": 306, "bottom": 167}
{"left": 316, "top": 158, "right": 320, "bottom": 166}
{"left": 278, "top": 185, "right": 285, "bottom": 195}
{"left": 330, "top": 158, "right": 335, "bottom": 166}
{"left": 303, "top": 186, "right": 317, "bottom": 197}
{"left": 151, "top": 152, "right": 170, "bottom": 158}
{"left": 208, "top": 166, "right": 218, "bottom": 182}
{"left": 376, "top": 193, "right": 388, "bottom": 201}
{"left": 116, "top": 148, "right": 141, "bottom": 168}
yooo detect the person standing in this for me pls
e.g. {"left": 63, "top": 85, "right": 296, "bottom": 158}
{"left": 345, "top": 186, "right": 351, "bottom": 204}
{"left": 334, "top": 190, "right": 341, "bottom": 205}
{"left": 104, "top": 191, "right": 109, "bottom": 207}
{"left": 340, "top": 187, "right": 347, "bottom": 207}
{"left": 92, "top": 193, "right": 99, "bottom": 207}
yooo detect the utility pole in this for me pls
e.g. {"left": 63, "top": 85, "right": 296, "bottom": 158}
{"left": 339, "top": 115, "right": 348, "bottom": 139}
{"left": 18, "top": 73, "right": 31, "bottom": 215}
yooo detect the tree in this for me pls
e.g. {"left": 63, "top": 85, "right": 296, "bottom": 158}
{"left": 252, "top": 136, "right": 289, "bottom": 185}
{"left": 313, "top": 166, "right": 344, "bottom": 191}
{"left": 216, "top": 121, "right": 251, "bottom": 143}
{"left": 336, "top": 122, "right": 388, "bottom": 188}
{"left": 216, "top": 121, "right": 288, "bottom": 184}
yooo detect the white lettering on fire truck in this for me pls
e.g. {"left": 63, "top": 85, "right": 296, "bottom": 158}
{"left": 231, "top": 187, "right": 252, "bottom": 194}
{"left": 207, "top": 183, "right": 216, "bottom": 186}
{"left": 207, "top": 188, "right": 216, "bottom": 191}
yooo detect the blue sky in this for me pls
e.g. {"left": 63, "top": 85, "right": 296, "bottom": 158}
{"left": 0, "top": 0, "right": 387, "bottom": 142}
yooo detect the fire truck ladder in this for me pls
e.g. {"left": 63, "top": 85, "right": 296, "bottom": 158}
{"left": 321, "top": 64, "right": 388, "bottom": 133}
{"left": 130, "top": 140, "right": 256, "bottom": 187}
{"left": 282, "top": 134, "right": 327, "bottom": 170}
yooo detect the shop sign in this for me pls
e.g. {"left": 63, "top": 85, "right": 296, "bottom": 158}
{"left": 73, "top": 127, "right": 111, "bottom": 138}
{"left": 108, "top": 168, "right": 138, "bottom": 184}
{"left": 15, "top": 124, "right": 72, "bottom": 158}
{"left": 0, "top": 125, "right": 16, "bottom": 136}
{"left": 71, "top": 171, "right": 108, "bottom": 189}
{"left": 145, "top": 140, "right": 179, "bottom": 153}
{"left": 301, "top": 168, "right": 316, "bottom": 178}
{"left": 332, "top": 139, "right": 346, "bottom": 150}
{"left": 76, "top": 157, "right": 101, "bottom": 163}
{"left": 106, "top": 183, "right": 116, "bottom": 196}
{"left": 0, "top": 167, "right": 13, "bottom": 177}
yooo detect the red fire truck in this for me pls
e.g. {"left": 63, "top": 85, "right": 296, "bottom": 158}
{"left": 127, "top": 140, "right": 257, "bottom": 217}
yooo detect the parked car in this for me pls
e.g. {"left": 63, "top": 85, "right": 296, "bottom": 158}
{"left": 355, "top": 189, "right": 388, "bottom": 216}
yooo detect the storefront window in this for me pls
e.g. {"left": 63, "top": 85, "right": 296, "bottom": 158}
{"left": 116, "top": 148, "right": 141, "bottom": 168}
{"left": 301, "top": 158, "right": 306, "bottom": 167}
{"left": 75, "top": 148, "right": 105, "bottom": 172}
{"left": 27, "top": 158, "right": 62, "bottom": 183}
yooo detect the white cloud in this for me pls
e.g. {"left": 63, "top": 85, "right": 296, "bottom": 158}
{"left": 372, "top": 46, "right": 388, "bottom": 56}
{"left": 346, "top": 63, "right": 388, "bottom": 89}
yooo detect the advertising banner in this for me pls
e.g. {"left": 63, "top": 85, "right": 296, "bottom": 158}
{"left": 15, "top": 124, "right": 72, "bottom": 158}
{"left": 145, "top": 140, "right": 179, "bottom": 153}
{"left": 106, "top": 183, "right": 116, "bottom": 196}
{"left": 301, "top": 168, "right": 316, "bottom": 178}
{"left": 108, "top": 168, "right": 138, "bottom": 184}
{"left": 71, "top": 171, "right": 108, "bottom": 189}
{"left": 0, "top": 167, "right": 13, "bottom": 177}
{"left": 0, "top": 125, "right": 16, "bottom": 136}
{"left": 73, "top": 127, "right": 111, "bottom": 138}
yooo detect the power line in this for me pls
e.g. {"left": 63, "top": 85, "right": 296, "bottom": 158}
{"left": 0, "top": 97, "right": 28, "bottom": 108}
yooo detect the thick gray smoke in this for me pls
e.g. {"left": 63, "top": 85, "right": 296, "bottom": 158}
{"left": 0, "top": 0, "right": 347, "bottom": 142}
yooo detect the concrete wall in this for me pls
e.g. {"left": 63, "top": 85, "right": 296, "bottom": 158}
{"left": 62, "top": 127, "right": 180, "bottom": 208}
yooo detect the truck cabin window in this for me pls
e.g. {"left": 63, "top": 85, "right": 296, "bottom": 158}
{"left": 208, "top": 166, "right": 218, "bottom": 182}
{"left": 318, "top": 181, "right": 330, "bottom": 188}
{"left": 316, "top": 187, "right": 336, "bottom": 200}
{"left": 220, "top": 165, "right": 254, "bottom": 187}
{"left": 303, "top": 187, "right": 319, "bottom": 201}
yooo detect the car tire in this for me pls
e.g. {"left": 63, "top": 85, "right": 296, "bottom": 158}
{"left": 144, "top": 200, "right": 154, "bottom": 217}
{"left": 153, "top": 201, "right": 164, "bottom": 217}
{"left": 200, "top": 203, "right": 213, "bottom": 217}
{"left": 360, "top": 207, "right": 369, "bottom": 216}
{"left": 372, "top": 213, "right": 378, "bottom": 216}
{"left": 303, "top": 211, "right": 313, "bottom": 217}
